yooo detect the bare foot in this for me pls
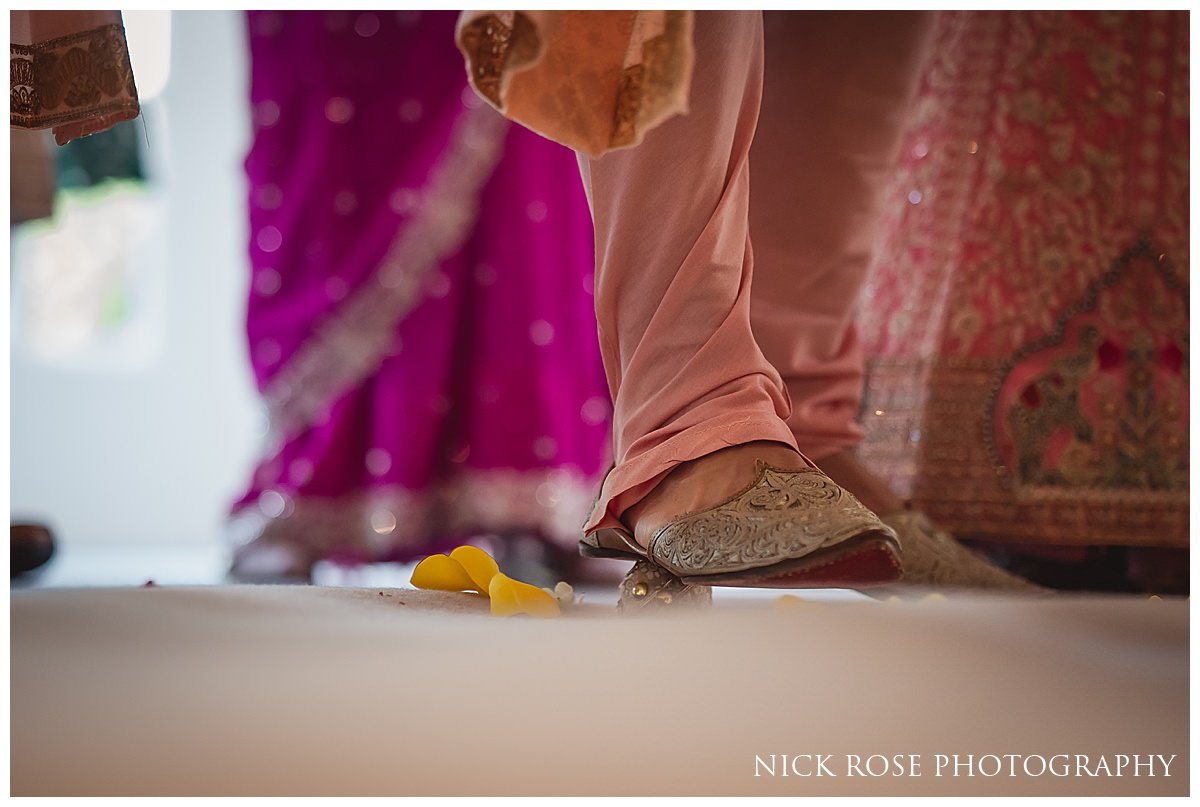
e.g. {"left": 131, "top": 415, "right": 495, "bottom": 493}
{"left": 622, "top": 441, "right": 808, "bottom": 548}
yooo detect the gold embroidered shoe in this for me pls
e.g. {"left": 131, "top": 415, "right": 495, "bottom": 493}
{"left": 581, "top": 461, "right": 903, "bottom": 588}
{"left": 881, "top": 510, "right": 1046, "bottom": 592}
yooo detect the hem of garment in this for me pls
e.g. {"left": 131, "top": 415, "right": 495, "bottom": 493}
{"left": 48, "top": 105, "right": 140, "bottom": 145}
{"left": 10, "top": 22, "right": 140, "bottom": 144}
{"left": 230, "top": 466, "right": 605, "bottom": 561}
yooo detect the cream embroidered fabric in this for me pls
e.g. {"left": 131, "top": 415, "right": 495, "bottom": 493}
{"left": 456, "top": 11, "right": 694, "bottom": 157}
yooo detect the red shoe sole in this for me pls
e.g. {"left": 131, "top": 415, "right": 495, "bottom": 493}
{"left": 683, "top": 533, "right": 902, "bottom": 589}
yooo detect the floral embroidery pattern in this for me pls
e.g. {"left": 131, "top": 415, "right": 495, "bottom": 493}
{"left": 857, "top": 12, "right": 1188, "bottom": 547}
{"left": 10, "top": 24, "right": 138, "bottom": 131}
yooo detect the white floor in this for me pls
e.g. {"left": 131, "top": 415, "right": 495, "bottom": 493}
{"left": 13, "top": 541, "right": 436, "bottom": 590}
{"left": 13, "top": 577, "right": 1186, "bottom": 796}
{"left": 13, "top": 540, "right": 873, "bottom": 605}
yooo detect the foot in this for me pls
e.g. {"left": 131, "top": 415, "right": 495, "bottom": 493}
{"left": 881, "top": 510, "right": 1046, "bottom": 592}
{"left": 622, "top": 441, "right": 810, "bottom": 549}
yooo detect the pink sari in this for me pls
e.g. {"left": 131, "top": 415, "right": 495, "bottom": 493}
{"left": 229, "top": 12, "right": 612, "bottom": 577}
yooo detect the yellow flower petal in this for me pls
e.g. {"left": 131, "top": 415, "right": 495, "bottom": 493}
{"left": 411, "top": 554, "right": 477, "bottom": 593}
{"left": 449, "top": 545, "right": 500, "bottom": 595}
{"left": 488, "top": 573, "right": 561, "bottom": 618}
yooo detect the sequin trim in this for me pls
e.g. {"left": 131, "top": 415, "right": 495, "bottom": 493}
{"left": 229, "top": 467, "right": 602, "bottom": 558}
{"left": 259, "top": 103, "right": 510, "bottom": 447}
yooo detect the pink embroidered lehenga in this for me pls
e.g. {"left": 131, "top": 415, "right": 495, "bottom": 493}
{"left": 856, "top": 11, "right": 1189, "bottom": 590}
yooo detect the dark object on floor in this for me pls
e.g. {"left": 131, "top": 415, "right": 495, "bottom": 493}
{"left": 12, "top": 523, "right": 55, "bottom": 577}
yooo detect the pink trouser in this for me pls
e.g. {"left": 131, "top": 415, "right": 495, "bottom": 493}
{"left": 580, "top": 11, "right": 934, "bottom": 533}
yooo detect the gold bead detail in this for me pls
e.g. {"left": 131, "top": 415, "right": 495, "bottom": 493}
{"left": 631, "top": 582, "right": 649, "bottom": 598}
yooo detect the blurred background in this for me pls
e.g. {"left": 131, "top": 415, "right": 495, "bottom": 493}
{"left": 11, "top": 12, "right": 262, "bottom": 585}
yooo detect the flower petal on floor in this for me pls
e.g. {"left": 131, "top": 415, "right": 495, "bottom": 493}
{"left": 489, "top": 573, "right": 561, "bottom": 618}
{"left": 410, "top": 553, "right": 478, "bottom": 593}
{"left": 449, "top": 545, "right": 500, "bottom": 594}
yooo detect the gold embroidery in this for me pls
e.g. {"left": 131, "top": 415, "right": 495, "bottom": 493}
{"left": 457, "top": 11, "right": 692, "bottom": 157}
{"left": 457, "top": 12, "right": 540, "bottom": 110}
{"left": 457, "top": 14, "right": 513, "bottom": 108}
{"left": 610, "top": 64, "right": 643, "bottom": 148}
{"left": 988, "top": 242, "right": 1189, "bottom": 495}
{"left": 862, "top": 356, "right": 1188, "bottom": 548}
{"left": 10, "top": 23, "right": 138, "bottom": 131}
{"left": 583, "top": 463, "right": 898, "bottom": 580}
{"left": 610, "top": 10, "right": 692, "bottom": 151}
{"left": 858, "top": 12, "right": 1188, "bottom": 549}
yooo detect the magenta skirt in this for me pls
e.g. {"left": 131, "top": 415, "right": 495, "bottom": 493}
{"left": 230, "top": 11, "right": 611, "bottom": 564}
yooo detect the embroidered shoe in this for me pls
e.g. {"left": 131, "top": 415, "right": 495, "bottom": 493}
{"left": 881, "top": 510, "right": 1046, "bottom": 592}
{"left": 617, "top": 559, "right": 713, "bottom": 611}
{"left": 581, "top": 460, "right": 902, "bottom": 588}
